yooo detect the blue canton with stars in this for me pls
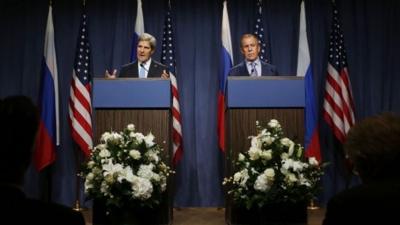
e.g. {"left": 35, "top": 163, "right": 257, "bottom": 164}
{"left": 161, "top": 6, "right": 176, "bottom": 74}
{"left": 328, "top": 7, "right": 348, "bottom": 71}
{"left": 74, "top": 12, "right": 91, "bottom": 85}
{"left": 253, "top": 0, "right": 269, "bottom": 62}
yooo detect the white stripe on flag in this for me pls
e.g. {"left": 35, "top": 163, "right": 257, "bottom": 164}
{"left": 135, "top": 0, "right": 144, "bottom": 35}
{"left": 222, "top": 0, "right": 233, "bottom": 63}
{"left": 296, "top": 1, "right": 309, "bottom": 77}
{"left": 44, "top": 5, "right": 60, "bottom": 146}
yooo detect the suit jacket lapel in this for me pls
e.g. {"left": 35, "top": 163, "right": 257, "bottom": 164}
{"left": 240, "top": 61, "right": 250, "bottom": 75}
{"left": 148, "top": 61, "right": 160, "bottom": 78}
{"left": 131, "top": 61, "right": 139, "bottom": 77}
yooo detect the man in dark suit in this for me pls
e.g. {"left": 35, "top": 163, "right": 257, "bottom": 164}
{"left": 0, "top": 95, "right": 85, "bottom": 225}
{"left": 323, "top": 113, "right": 400, "bottom": 225}
{"left": 229, "top": 33, "right": 278, "bottom": 76}
{"left": 106, "top": 33, "right": 169, "bottom": 79}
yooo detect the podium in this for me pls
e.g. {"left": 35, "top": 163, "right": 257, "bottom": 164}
{"left": 92, "top": 78, "right": 172, "bottom": 225}
{"left": 225, "top": 76, "right": 305, "bottom": 225}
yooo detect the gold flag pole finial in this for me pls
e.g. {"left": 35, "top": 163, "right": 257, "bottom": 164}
{"left": 307, "top": 198, "right": 320, "bottom": 210}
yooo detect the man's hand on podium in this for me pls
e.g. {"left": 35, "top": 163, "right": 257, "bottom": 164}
{"left": 105, "top": 69, "right": 117, "bottom": 79}
{"left": 161, "top": 70, "right": 170, "bottom": 79}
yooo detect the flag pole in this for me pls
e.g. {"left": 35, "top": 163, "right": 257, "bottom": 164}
{"left": 73, "top": 143, "right": 86, "bottom": 212}
{"left": 307, "top": 198, "right": 320, "bottom": 210}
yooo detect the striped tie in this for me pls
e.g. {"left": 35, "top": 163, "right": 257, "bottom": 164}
{"left": 250, "top": 62, "right": 258, "bottom": 76}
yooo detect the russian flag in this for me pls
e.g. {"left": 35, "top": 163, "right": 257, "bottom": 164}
{"left": 217, "top": 0, "right": 233, "bottom": 152}
{"left": 297, "top": 1, "right": 321, "bottom": 162}
{"left": 34, "top": 5, "right": 59, "bottom": 171}
{"left": 130, "top": 0, "right": 144, "bottom": 62}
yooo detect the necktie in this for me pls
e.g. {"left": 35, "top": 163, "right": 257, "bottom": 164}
{"left": 250, "top": 62, "right": 258, "bottom": 76}
{"left": 139, "top": 64, "right": 146, "bottom": 78}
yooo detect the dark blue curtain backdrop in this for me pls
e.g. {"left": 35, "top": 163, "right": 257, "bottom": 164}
{"left": 1, "top": 0, "right": 399, "bottom": 207}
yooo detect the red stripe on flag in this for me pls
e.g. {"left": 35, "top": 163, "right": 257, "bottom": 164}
{"left": 305, "top": 128, "right": 322, "bottom": 162}
{"left": 71, "top": 79, "right": 92, "bottom": 113}
{"left": 34, "top": 121, "right": 56, "bottom": 171}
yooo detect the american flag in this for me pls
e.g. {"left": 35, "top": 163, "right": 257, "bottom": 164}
{"left": 323, "top": 5, "right": 355, "bottom": 144}
{"left": 69, "top": 9, "right": 93, "bottom": 156}
{"left": 161, "top": 1, "right": 183, "bottom": 166}
{"left": 253, "top": 0, "right": 270, "bottom": 62}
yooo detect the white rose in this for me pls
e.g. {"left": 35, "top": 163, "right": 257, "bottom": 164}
{"left": 127, "top": 124, "right": 135, "bottom": 131}
{"left": 254, "top": 174, "right": 270, "bottom": 192}
{"left": 131, "top": 176, "right": 153, "bottom": 200}
{"left": 260, "top": 150, "right": 272, "bottom": 160}
{"left": 248, "top": 146, "right": 262, "bottom": 160}
{"left": 87, "top": 161, "right": 95, "bottom": 169}
{"left": 262, "top": 136, "right": 274, "bottom": 145}
{"left": 238, "top": 153, "right": 245, "bottom": 161}
{"left": 233, "top": 172, "right": 242, "bottom": 183}
{"left": 286, "top": 173, "right": 298, "bottom": 184}
{"left": 132, "top": 132, "right": 145, "bottom": 143}
{"left": 144, "top": 132, "right": 155, "bottom": 147}
{"left": 84, "top": 179, "right": 93, "bottom": 192}
{"left": 96, "top": 144, "right": 107, "bottom": 150}
{"left": 280, "top": 137, "right": 292, "bottom": 147}
{"left": 129, "top": 149, "right": 141, "bottom": 159}
{"left": 292, "top": 160, "right": 304, "bottom": 172}
{"left": 99, "top": 149, "right": 111, "bottom": 158}
{"left": 264, "top": 168, "right": 275, "bottom": 180}
{"left": 86, "top": 172, "right": 94, "bottom": 181}
{"left": 268, "top": 119, "right": 280, "bottom": 128}
{"left": 308, "top": 157, "right": 319, "bottom": 166}
{"left": 104, "top": 174, "right": 114, "bottom": 184}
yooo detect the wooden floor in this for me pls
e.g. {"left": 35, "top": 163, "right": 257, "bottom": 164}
{"left": 82, "top": 207, "right": 325, "bottom": 225}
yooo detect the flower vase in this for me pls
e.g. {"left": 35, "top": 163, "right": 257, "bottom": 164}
{"left": 232, "top": 201, "right": 308, "bottom": 225}
{"left": 108, "top": 208, "right": 142, "bottom": 225}
{"left": 107, "top": 205, "right": 166, "bottom": 225}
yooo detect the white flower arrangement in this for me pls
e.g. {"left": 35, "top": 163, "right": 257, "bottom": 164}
{"left": 82, "top": 123, "right": 173, "bottom": 210}
{"left": 223, "top": 119, "right": 325, "bottom": 209}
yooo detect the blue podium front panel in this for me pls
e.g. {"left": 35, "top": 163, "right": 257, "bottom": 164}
{"left": 227, "top": 76, "right": 305, "bottom": 108}
{"left": 93, "top": 78, "right": 171, "bottom": 108}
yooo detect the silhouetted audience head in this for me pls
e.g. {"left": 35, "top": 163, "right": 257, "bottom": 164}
{"left": 0, "top": 95, "right": 39, "bottom": 184}
{"left": 344, "top": 112, "right": 400, "bottom": 182}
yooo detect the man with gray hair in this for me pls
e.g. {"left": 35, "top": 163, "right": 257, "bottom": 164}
{"left": 106, "top": 33, "right": 169, "bottom": 79}
{"left": 229, "top": 33, "right": 278, "bottom": 76}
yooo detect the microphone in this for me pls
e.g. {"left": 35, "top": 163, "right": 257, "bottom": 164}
{"left": 140, "top": 63, "right": 148, "bottom": 72}
{"left": 139, "top": 63, "right": 149, "bottom": 78}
